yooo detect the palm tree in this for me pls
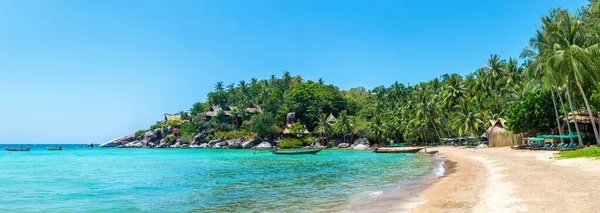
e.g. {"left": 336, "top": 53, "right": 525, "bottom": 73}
{"left": 214, "top": 81, "right": 224, "bottom": 92}
{"left": 313, "top": 114, "right": 331, "bottom": 146}
{"left": 542, "top": 10, "right": 600, "bottom": 144}
{"left": 451, "top": 98, "right": 483, "bottom": 138}
{"left": 335, "top": 110, "right": 351, "bottom": 144}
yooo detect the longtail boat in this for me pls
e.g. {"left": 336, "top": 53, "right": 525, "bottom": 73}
{"left": 373, "top": 147, "right": 423, "bottom": 153}
{"left": 46, "top": 147, "right": 64, "bottom": 151}
{"left": 5, "top": 147, "right": 30, "bottom": 151}
{"left": 273, "top": 148, "right": 322, "bottom": 155}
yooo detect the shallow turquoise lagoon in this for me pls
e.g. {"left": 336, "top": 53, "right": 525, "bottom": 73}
{"left": 0, "top": 145, "right": 433, "bottom": 212}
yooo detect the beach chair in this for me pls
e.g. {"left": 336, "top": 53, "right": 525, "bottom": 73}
{"left": 551, "top": 142, "right": 565, "bottom": 151}
{"left": 559, "top": 142, "right": 579, "bottom": 151}
{"left": 545, "top": 143, "right": 556, "bottom": 151}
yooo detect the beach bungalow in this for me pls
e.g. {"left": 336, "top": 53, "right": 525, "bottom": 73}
{"left": 485, "top": 119, "right": 523, "bottom": 147}
{"left": 204, "top": 104, "right": 263, "bottom": 122}
{"left": 164, "top": 113, "right": 181, "bottom": 121}
{"left": 326, "top": 113, "right": 337, "bottom": 125}
{"left": 563, "top": 110, "right": 600, "bottom": 133}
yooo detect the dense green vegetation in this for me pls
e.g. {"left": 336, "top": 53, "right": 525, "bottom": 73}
{"left": 556, "top": 147, "right": 600, "bottom": 159}
{"left": 137, "top": 1, "right": 600, "bottom": 146}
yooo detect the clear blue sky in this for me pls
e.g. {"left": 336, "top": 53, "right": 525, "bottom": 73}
{"left": 0, "top": 0, "right": 587, "bottom": 144}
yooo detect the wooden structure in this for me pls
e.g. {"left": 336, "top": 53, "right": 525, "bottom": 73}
{"left": 485, "top": 119, "right": 523, "bottom": 147}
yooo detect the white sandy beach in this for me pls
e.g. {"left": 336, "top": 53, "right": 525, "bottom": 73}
{"left": 411, "top": 147, "right": 600, "bottom": 213}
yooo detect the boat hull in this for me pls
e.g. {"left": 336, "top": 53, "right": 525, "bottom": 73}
{"left": 4, "top": 148, "right": 30, "bottom": 151}
{"left": 273, "top": 149, "right": 322, "bottom": 155}
{"left": 373, "top": 148, "right": 423, "bottom": 153}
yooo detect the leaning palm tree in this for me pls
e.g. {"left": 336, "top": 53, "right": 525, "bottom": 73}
{"left": 543, "top": 10, "right": 600, "bottom": 145}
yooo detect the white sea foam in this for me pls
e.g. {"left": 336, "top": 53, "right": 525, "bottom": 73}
{"left": 369, "top": 190, "right": 383, "bottom": 196}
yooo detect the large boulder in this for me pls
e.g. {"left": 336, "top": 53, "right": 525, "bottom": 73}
{"left": 353, "top": 138, "right": 370, "bottom": 146}
{"left": 352, "top": 144, "right": 370, "bottom": 150}
{"left": 241, "top": 139, "right": 258, "bottom": 149}
{"left": 255, "top": 142, "right": 272, "bottom": 149}
{"left": 100, "top": 134, "right": 137, "bottom": 147}
{"left": 208, "top": 138, "right": 225, "bottom": 147}
{"left": 199, "top": 143, "right": 210, "bottom": 148}
{"left": 227, "top": 138, "right": 244, "bottom": 149}
{"left": 214, "top": 141, "right": 228, "bottom": 148}
{"left": 169, "top": 142, "right": 182, "bottom": 148}
{"left": 192, "top": 133, "right": 206, "bottom": 145}
{"left": 337, "top": 143, "right": 350, "bottom": 148}
{"left": 142, "top": 128, "right": 162, "bottom": 146}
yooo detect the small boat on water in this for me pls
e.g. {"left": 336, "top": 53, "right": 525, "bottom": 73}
{"left": 46, "top": 147, "right": 64, "bottom": 151}
{"left": 5, "top": 147, "right": 30, "bottom": 151}
{"left": 273, "top": 148, "right": 323, "bottom": 155}
{"left": 373, "top": 147, "right": 424, "bottom": 153}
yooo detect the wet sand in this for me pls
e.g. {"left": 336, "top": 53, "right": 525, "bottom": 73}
{"left": 412, "top": 147, "right": 600, "bottom": 213}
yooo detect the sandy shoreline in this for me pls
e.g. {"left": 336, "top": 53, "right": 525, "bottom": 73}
{"left": 411, "top": 147, "right": 600, "bottom": 213}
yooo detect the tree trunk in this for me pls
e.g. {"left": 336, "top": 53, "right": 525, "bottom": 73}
{"left": 575, "top": 78, "right": 600, "bottom": 145}
{"left": 430, "top": 118, "right": 442, "bottom": 145}
{"left": 556, "top": 85, "right": 574, "bottom": 143}
{"left": 550, "top": 88, "right": 564, "bottom": 144}
{"left": 566, "top": 83, "right": 584, "bottom": 146}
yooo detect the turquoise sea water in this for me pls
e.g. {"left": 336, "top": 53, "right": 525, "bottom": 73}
{"left": 0, "top": 145, "right": 434, "bottom": 212}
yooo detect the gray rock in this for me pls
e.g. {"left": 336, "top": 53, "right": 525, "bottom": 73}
{"left": 208, "top": 138, "right": 225, "bottom": 147}
{"left": 199, "top": 143, "right": 210, "bottom": 148}
{"left": 167, "top": 126, "right": 174, "bottom": 134}
{"left": 254, "top": 142, "right": 272, "bottom": 149}
{"left": 241, "top": 139, "right": 258, "bottom": 148}
{"left": 121, "top": 141, "right": 144, "bottom": 148}
{"left": 100, "top": 134, "right": 137, "bottom": 147}
{"left": 227, "top": 138, "right": 243, "bottom": 149}
{"left": 353, "top": 138, "right": 370, "bottom": 146}
{"left": 142, "top": 128, "right": 162, "bottom": 146}
{"left": 351, "top": 144, "right": 370, "bottom": 150}
{"left": 169, "top": 142, "right": 182, "bottom": 148}
{"left": 214, "top": 141, "right": 228, "bottom": 148}
{"left": 192, "top": 133, "right": 206, "bottom": 145}
{"left": 337, "top": 143, "right": 350, "bottom": 148}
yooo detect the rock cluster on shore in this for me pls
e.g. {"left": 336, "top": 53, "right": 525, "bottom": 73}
{"left": 100, "top": 129, "right": 272, "bottom": 149}
{"left": 100, "top": 130, "right": 370, "bottom": 149}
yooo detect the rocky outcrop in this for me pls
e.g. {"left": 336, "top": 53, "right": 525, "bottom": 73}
{"left": 169, "top": 142, "right": 182, "bottom": 148}
{"left": 199, "top": 143, "right": 210, "bottom": 148}
{"left": 241, "top": 139, "right": 258, "bottom": 148}
{"left": 337, "top": 143, "right": 350, "bottom": 148}
{"left": 227, "top": 138, "right": 243, "bottom": 149}
{"left": 100, "top": 135, "right": 137, "bottom": 147}
{"left": 255, "top": 142, "right": 272, "bottom": 149}
{"left": 353, "top": 138, "right": 370, "bottom": 146}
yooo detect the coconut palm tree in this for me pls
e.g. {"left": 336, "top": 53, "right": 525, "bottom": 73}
{"left": 542, "top": 10, "right": 600, "bottom": 145}
{"left": 335, "top": 110, "right": 351, "bottom": 144}
{"left": 451, "top": 98, "right": 483, "bottom": 138}
{"left": 214, "top": 81, "right": 224, "bottom": 92}
{"left": 313, "top": 114, "right": 331, "bottom": 146}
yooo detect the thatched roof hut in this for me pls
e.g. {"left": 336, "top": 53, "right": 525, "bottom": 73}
{"left": 164, "top": 113, "right": 181, "bottom": 121}
{"left": 326, "top": 113, "right": 337, "bottom": 124}
{"left": 485, "top": 118, "right": 523, "bottom": 147}
{"left": 563, "top": 110, "right": 600, "bottom": 123}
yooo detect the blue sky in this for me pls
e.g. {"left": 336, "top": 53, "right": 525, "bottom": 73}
{"left": 0, "top": 0, "right": 588, "bottom": 144}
